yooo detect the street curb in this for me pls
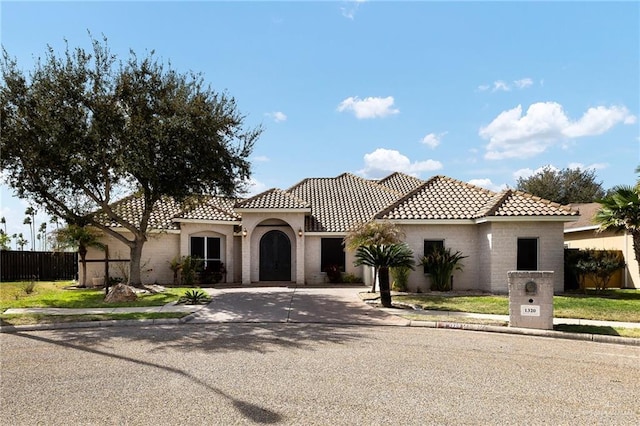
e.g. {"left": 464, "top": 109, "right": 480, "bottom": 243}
{"left": 1, "top": 315, "right": 639, "bottom": 346}
{"left": 408, "top": 320, "right": 640, "bottom": 347}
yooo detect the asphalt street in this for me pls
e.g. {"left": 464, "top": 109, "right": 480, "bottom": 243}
{"left": 2, "top": 323, "right": 639, "bottom": 425}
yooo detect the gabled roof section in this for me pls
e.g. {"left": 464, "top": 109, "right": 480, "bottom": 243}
{"left": 95, "top": 195, "right": 240, "bottom": 230}
{"left": 175, "top": 197, "right": 241, "bottom": 222}
{"left": 377, "top": 172, "right": 425, "bottom": 194}
{"left": 287, "top": 173, "right": 403, "bottom": 232}
{"left": 378, "top": 176, "right": 495, "bottom": 220}
{"left": 94, "top": 195, "right": 184, "bottom": 230}
{"left": 490, "top": 190, "right": 577, "bottom": 217}
{"left": 234, "top": 188, "right": 311, "bottom": 210}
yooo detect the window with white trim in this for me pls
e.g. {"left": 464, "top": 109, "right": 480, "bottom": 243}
{"left": 190, "top": 236, "right": 221, "bottom": 269}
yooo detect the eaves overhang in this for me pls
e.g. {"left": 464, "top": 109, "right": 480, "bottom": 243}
{"left": 387, "top": 219, "right": 477, "bottom": 226}
{"left": 234, "top": 208, "right": 312, "bottom": 214}
{"left": 475, "top": 216, "right": 579, "bottom": 224}
{"left": 564, "top": 225, "right": 599, "bottom": 233}
{"left": 172, "top": 218, "right": 241, "bottom": 225}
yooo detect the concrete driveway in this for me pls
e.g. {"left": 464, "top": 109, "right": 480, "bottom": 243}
{"left": 186, "top": 286, "right": 410, "bottom": 326}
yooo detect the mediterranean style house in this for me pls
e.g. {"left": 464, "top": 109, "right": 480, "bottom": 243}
{"left": 83, "top": 172, "right": 578, "bottom": 293}
{"left": 564, "top": 203, "right": 639, "bottom": 289}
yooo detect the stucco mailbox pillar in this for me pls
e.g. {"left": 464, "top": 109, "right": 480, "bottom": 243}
{"left": 508, "top": 271, "right": 554, "bottom": 330}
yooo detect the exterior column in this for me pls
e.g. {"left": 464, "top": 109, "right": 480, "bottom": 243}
{"left": 241, "top": 229, "right": 251, "bottom": 285}
{"left": 296, "top": 232, "right": 305, "bottom": 284}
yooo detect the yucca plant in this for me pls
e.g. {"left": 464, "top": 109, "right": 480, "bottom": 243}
{"left": 179, "top": 289, "right": 210, "bottom": 304}
{"left": 420, "top": 246, "right": 467, "bottom": 291}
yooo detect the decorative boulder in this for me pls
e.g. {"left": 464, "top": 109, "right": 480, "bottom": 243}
{"left": 104, "top": 283, "right": 138, "bottom": 303}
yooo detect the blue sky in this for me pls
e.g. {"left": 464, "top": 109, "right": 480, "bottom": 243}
{"left": 1, "top": 1, "right": 639, "bottom": 248}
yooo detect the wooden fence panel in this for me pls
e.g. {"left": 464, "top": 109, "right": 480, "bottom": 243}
{"left": 0, "top": 250, "right": 78, "bottom": 282}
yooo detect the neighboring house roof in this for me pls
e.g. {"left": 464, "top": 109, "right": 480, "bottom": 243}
{"left": 565, "top": 202, "right": 601, "bottom": 232}
{"left": 96, "top": 172, "right": 578, "bottom": 232}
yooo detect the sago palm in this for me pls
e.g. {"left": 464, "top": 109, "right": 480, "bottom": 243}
{"left": 354, "top": 243, "right": 415, "bottom": 307}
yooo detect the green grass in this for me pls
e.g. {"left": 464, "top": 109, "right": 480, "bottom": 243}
{"left": 391, "top": 289, "right": 640, "bottom": 323}
{"left": 0, "top": 312, "right": 188, "bottom": 326}
{"left": 0, "top": 281, "right": 200, "bottom": 310}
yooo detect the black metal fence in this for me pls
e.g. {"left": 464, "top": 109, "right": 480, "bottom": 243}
{"left": 0, "top": 250, "right": 78, "bottom": 282}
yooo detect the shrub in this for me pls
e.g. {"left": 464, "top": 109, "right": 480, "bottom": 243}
{"left": 342, "top": 273, "right": 362, "bottom": 284}
{"left": 324, "top": 264, "right": 343, "bottom": 283}
{"left": 420, "top": 247, "right": 467, "bottom": 291}
{"left": 391, "top": 266, "right": 411, "bottom": 292}
{"left": 181, "top": 256, "right": 203, "bottom": 286}
{"left": 572, "top": 249, "right": 625, "bottom": 292}
{"left": 22, "top": 279, "right": 36, "bottom": 295}
{"left": 179, "top": 289, "right": 210, "bottom": 304}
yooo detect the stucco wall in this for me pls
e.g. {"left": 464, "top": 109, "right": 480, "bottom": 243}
{"left": 399, "top": 223, "right": 479, "bottom": 292}
{"left": 82, "top": 230, "right": 180, "bottom": 285}
{"left": 303, "top": 235, "right": 362, "bottom": 285}
{"left": 565, "top": 229, "right": 639, "bottom": 289}
{"left": 484, "top": 221, "right": 566, "bottom": 293}
{"left": 239, "top": 212, "right": 306, "bottom": 284}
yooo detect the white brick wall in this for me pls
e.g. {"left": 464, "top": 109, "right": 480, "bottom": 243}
{"left": 82, "top": 230, "right": 180, "bottom": 285}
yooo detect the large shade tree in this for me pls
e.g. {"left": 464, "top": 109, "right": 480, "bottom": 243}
{"left": 516, "top": 166, "right": 605, "bottom": 205}
{"left": 1, "top": 36, "right": 260, "bottom": 286}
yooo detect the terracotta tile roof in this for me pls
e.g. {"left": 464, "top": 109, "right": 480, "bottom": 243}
{"left": 177, "top": 197, "right": 240, "bottom": 222}
{"left": 379, "top": 177, "right": 577, "bottom": 220}
{"left": 95, "top": 173, "right": 577, "bottom": 232}
{"left": 379, "top": 176, "right": 495, "bottom": 220}
{"left": 491, "top": 190, "right": 577, "bottom": 217}
{"left": 235, "top": 188, "right": 311, "bottom": 210}
{"left": 287, "top": 173, "right": 403, "bottom": 232}
{"left": 95, "top": 195, "right": 239, "bottom": 230}
{"left": 377, "top": 172, "right": 425, "bottom": 194}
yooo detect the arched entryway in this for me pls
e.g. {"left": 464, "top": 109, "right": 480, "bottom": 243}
{"left": 259, "top": 230, "right": 292, "bottom": 281}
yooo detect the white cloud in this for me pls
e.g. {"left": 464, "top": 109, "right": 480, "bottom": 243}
{"left": 265, "top": 111, "right": 287, "bottom": 123}
{"left": 467, "top": 178, "right": 508, "bottom": 192}
{"left": 242, "top": 177, "right": 269, "bottom": 197}
{"left": 478, "top": 77, "right": 535, "bottom": 93}
{"left": 493, "top": 80, "right": 511, "bottom": 92}
{"left": 359, "top": 148, "right": 442, "bottom": 179}
{"left": 341, "top": 0, "right": 367, "bottom": 20}
{"left": 512, "top": 165, "right": 559, "bottom": 181}
{"left": 567, "top": 162, "right": 608, "bottom": 171}
{"left": 337, "top": 96, "right": 399, "bottom": 119}
{"left": 514, "top": 78, "right": 533, "bottom": 89}
{"left": 252, "top": 155, "right": 270, "bottom": 163}
{"left": 421, "top": 132, "right": 447, "bottom": 149}
{"left": 480, "top": 102, "right": 637, "bottom": 160}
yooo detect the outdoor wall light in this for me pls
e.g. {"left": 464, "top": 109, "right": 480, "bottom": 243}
{"left": 242, "top": 228, "right": 248, "bottom": 238}
{"left": 298, "top": 228, "right": 303, "bottom": 237}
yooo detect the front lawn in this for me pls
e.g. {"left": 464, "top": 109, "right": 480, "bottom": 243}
{"left": 0, "top": 281, "right": 199, "bottom": 310}
{"left": 391, "top": 289, "right": 640, "bottom": 323}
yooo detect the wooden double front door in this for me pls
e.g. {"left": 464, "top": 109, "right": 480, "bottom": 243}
{"left": 259, "top": 230, "right": 292, "bottom": 281}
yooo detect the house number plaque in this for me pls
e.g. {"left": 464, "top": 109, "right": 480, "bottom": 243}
{"left": 521, "top": 305, "right": 540, "bottom": 316}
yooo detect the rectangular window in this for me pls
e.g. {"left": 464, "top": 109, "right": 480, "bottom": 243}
{"left": 321, "top": 238, "right": 345, "bottom": 272}
{"left": 517, "top": 238, "right": 538, "bottom": 271}
{"left": 423, "top": 240, "right": 445, "bottom": 274}
{"left": 190, "top": 236, "right": 221, "bottom": 269}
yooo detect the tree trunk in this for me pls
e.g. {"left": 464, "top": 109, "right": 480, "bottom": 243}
{"left": 379, "top": 266, "right": 392, "bottom": 308}
{"left": 79, "top": 253, "right": 87, "bottom": 288}
{"left": 371, "top": 267, "right": 378, "bottom": 293}
{"left": 128, "top": 240, "right": 145, "bottom": 288}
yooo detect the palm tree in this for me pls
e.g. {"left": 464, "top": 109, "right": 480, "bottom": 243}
{"left": 354, "top": 243, "right": 415, "bottom": 308}
{"left": 16, "top": 233, "right": 28, "bottom": 251}
{"left": 344, "top": 221, "right": 405, "bottom": 292}
{"left": 0, "top": 216, "right": 6, "bottom": 234}
{"left": 24, "top": 207, "right": 36, "bottom": 251}
{"left": 38, "top": 222, "right": 47, "bottom": 250}
{"left": 594, "top": 185, "right": 640, "bottom": 267}
{"left": 55, "top": 224, "right": 105, "bottom": 287}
